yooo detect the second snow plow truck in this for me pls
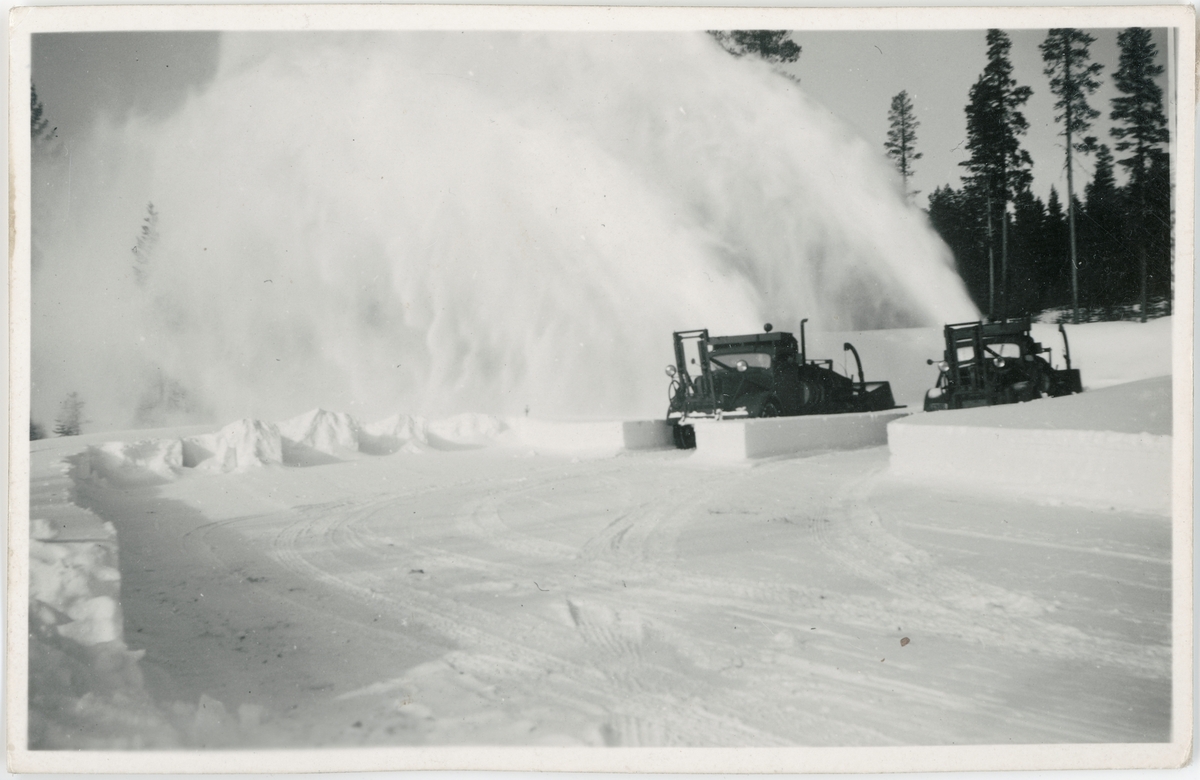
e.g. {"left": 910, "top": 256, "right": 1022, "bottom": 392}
{"left": 923, "top": 318, "right": 1083, "bottom": 412}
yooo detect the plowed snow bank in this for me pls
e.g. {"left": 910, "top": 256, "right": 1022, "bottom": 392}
{"left": 888, "top": 377, "right": 1172, "bottom": 514}
{"left": 72, "top": 411, "right": 658, "bottom": 483}
{"left": 75, "top": 439, "right": 184, "bottom": 487}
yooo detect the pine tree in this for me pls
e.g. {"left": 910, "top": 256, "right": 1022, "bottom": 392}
{"left": 1085, "top": 144, "right": 1119, "bottom": 205}
{"left": 1009, "top": 189, "right": 1048, "bottom": 315}
{"left": 1042, "top": 187, "right": 1070, "bottom": 310}
{"left": 961, "top": 29, "right": 1034, "bottom": 320}
{"left": 1080, "top": 144, "right": 1127, "bottom": 307}
{"left": 53, "top": 392, "right": 86, "bottom": 437}
{"left": 709, "top": 31, "right": 801, "bottom": 64}
{"left": 1110, "top": 27, "right": 1170, "bottom": 320}
{"left": 884, "top": 90, "right": 923, "bottom": 200}
{"left": 1041, "top": 29, "right": 1104, "bottom": 324}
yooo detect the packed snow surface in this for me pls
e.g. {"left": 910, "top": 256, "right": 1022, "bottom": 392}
{"left": 28, "top": 371, "right": 1173, "bottom": 749}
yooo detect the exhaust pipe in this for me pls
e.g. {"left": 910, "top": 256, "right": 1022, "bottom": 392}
{"left": 843, "top": 342, "right": 865, "bottom": 387}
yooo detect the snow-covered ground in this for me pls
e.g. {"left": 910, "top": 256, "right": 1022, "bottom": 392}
{"left": 21, "top": 319, "right": 1179, "bottom": 753}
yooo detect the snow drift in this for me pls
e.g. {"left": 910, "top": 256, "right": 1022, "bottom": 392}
{"left": 32, "top": 31, "right": 976, "bottom": 430}
{"left": 182, "top": 419, "right": 283, "bottom": 471}
{"left": 70, "top": 408, "right": 671, "bottom": 483}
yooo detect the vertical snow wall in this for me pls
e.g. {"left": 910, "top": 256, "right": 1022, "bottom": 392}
{"left": 32, "top": 32, "right": 977, "bottom": 428}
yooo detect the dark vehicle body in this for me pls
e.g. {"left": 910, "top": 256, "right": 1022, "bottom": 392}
{"left": 666, "top": 324, "right": 898, "bottom": 447}
{"left": 924, "top": 318, "right": 1083, "bottom": 412}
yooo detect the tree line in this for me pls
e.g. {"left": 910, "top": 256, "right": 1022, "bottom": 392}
{"left": 709, "top": 27, "right": 1171, "bottom": 324}
{"left": 891, "top": 28, "right": 1171, "bottom": 323}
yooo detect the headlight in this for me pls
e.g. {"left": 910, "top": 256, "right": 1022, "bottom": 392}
{"left": 994, "top": 357, "right": 1007, "bottom": 368}
{"left": 736, "top": 360, "right": 749, "bottom": 373}
{"left": 937, "top": 361, "right": 949, "bottom": 373}
{"left": 665, "top": 364, "right": 677, "bottom": 378}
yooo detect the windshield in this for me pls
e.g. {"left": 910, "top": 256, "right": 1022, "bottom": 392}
{"left": 957, "top": 342, "right": 1021, "bottom": 363}
{"left": 709, "top": 351, "right": 772, "bottom": 370}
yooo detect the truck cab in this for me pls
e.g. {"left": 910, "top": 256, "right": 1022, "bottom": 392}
{"left": 665, "top": 324, "right": 898, "bottom": 446}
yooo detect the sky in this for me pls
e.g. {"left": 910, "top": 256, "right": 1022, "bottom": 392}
{"left": 785, "top": 28, "right": 1173, "bottom": 208}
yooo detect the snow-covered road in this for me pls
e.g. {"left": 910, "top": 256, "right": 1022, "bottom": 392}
{"left": 70, "top": 441, "right": 1170, "bottom": 746}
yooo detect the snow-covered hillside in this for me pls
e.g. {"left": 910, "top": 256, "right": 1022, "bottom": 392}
{"left": 22, "top": 319, "right": 1180, "bottom": 755}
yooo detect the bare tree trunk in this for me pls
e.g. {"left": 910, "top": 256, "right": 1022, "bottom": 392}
{"left": 986, "top": 190, "right": 995, "bottom": 320}
{"left": 1000, "top": 201, "right": 1009, "bottom": 321}
{"left": 1066, "top": 130, "right": 1080, "bottom": 325}
{"left": 1139, "top": 164, "right": 1148, "bottom": 323}
{"left": 1139, "top": 236, "right": 1148, "bottom": 323}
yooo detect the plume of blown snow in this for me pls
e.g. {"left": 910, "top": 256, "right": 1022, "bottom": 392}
{"left": 31, "top": 31, "right": 976, "bottom": 430}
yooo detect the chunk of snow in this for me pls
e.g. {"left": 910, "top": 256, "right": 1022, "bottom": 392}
{"left": 276, "top": 408, "right": 363, "bottom": 454}
{"left": 360, "top": 414, "right": 430, "bottom": 454}
{"left": 31, "top": 518, "right": 58, "bottom": 541}
{"left": 183, "top": 418, "right": 283, "bottom": 471}
{"left": 80, "top": 438, "right": 184, "bottom": 486}
{"left": 58, "top": 596, "right": 121, "bottom": 646}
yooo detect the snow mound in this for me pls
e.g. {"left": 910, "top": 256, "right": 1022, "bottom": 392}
{"left": 360, "top": 414, "right": 430, "bottom": 455}
{"left": 888, "top": 378, "right": 1172, "bottom": 514}
{"left": 183, "top": 418, "right": 283, "bottom": 471}
{"left": 75, "top": 438, "right": 184, "bottom": 487}
{"left": 277, "top": 408, "right": 362, "bottom": 453}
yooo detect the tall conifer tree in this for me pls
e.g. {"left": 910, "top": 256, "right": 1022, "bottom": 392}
{"left": 884, "top": 90, "right": 922, "bottom": 200}
{"left": 961, "top": 29, "right": 1033, "bottom": 320}
{"left": 1110, "top": 27, "right": 1169, "bottom": 320}
{"left": 1041, "top": 28, "right": 1103, "bottom": 324}
{"left": 1081, "top": 145, "right": 1127, "bottom": 307}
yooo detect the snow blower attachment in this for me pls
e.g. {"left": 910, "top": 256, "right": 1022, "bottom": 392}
{"left": 923, "top": 318, "right": 1083, "bottom": 412}
{"left": 665, "top": 323, "right": 899, "bottom": 449}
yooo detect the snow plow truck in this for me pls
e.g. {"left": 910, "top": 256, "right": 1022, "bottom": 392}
{"left": 665, "top": 322, "right": 899, "bottom": 448}
{"left": 923, "top": 318, "right": 1083, "bottom": 412}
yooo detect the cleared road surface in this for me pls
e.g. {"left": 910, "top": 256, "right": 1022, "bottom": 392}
{"left": 73, "top": 443, "right": 1171, "bottom": 747}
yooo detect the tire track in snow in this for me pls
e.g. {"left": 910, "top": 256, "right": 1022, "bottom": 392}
{"left": 817, "top": 473, "right": 1169, "bottom": 682}
{"left": 261, "top": 458, "right": 790, "bottom": 746}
